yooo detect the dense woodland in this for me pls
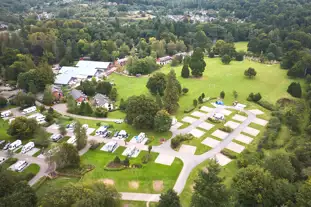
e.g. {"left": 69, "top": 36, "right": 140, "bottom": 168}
{"left": 1, "top": 0, "right": 311, "bottom": 206}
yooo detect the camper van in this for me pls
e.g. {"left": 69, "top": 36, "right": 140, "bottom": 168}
{"left": 1, "top": 110, "right": 12, "bottom": 118}
{"left": 21, "top": 142, "right": 34, "bottom": 154}
{"left": 8, "top": 140, "right": 22, "bottom": 151}
{"left": 95, "top": 126, "right": 108, "bottom": 136}
{"left": 13, "top": 160, "right": 28, "bottom": 172}
{"left": 22, "top": 106, "right": 36, "bottom": 115}
{"left": 67, "top": 136, "right": 77, "bottom": 145}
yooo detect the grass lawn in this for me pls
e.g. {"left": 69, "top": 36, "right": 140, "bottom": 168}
{"left": 234, "top": 41, "right": 248, "bottom": 51}
{"left": 81, "top": 146, "right": 183, "bottom": 193}
{"left": 108, "top": 56, "right": 298, "bottom": 120}
{"left": 23, "top": 163, "right": 40, "bottom": 175}
{"left": 0, "top": 119, "right": 12, "bottom": 141}
{"left": 36, "top": 177, "right": 80, "bottom": 199}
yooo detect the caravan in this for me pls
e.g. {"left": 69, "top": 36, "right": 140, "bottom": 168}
{"left": 1, "top": 110, "right": 12, "bottom": 118}
{"left": 95, "top": 126, "right": 108, "bottom": 136}
{"left": 22, "top": 106, "right": 36, "bottom": 115}
{"left": 21, "top": 142, "right": 34, "bottom": 154}
{"left": 67, "top": 136, "right": 77, "bottom": 145}
{"left": 27, "top": 113, "right": 46, "bottom": 124}
{"left": 13, "top": 160, "right": 28, "bottom": 172}
{"left": 8, "top": 140, "right": 22, "bottom": 151}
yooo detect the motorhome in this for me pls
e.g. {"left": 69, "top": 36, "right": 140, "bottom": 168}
{"left": 1, "top": 110, "right": 12, "bottom": 118}
{"left": 134, "top": 133, "right": 146, "bottom": 143}
{"left": 50, "top": 134, "right": 63, "bottom": 142}
{"left": 13, "top": 160, "right": 28, "bottom": 172}
{"left": 95, "top": 126, "right": 108, "bottom": 136}
{"left": 21, "top": 142, "right": 35, "bottom": 154}
{"left": 28, "top": 113, "right": 46, "bottom": 124}
{"left": 22, "top": 106, "right": 36, "bottom": 115}
{"left": 67, "top": 136, "right": 77, "bottom": 145}
{"left": 106, "top": 141, "right": 118, "bottom": 152}
{"left": 124, "top": 146, "right": 137, "bottom": 157}
{"left": 117, "top": 130, "right": 128, "bottom": 139}
{"left": 8, "top": 140, "right": 22, "bottom": 151}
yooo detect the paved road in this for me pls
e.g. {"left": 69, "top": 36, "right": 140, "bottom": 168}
{"left": 51, "top": 104, "right": 123, "bottom": 122}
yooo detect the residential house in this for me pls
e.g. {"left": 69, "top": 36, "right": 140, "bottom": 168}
{"left": 156, "top": 56, "right": 172, "bottom": 65}
{"left": 93, "top": 93, "right": 114, "bottom": 111}
{"left": 70, "top": 89, "right": 87, "bottom": 103}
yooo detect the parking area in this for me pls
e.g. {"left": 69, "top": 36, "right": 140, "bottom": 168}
{"left": 198, "top": 122, "right": 214, "bottom": 131}
{"left": 211, "top": 130, "right": 229, "bottom": 140}
{"left": 155, "top": 154, "right": 175, "bottom": 166}
{"left": 178, "top": 144, "right": 196, "bottom": 155}
{"left": 182, "top": 116, "right": 198, "bottom": 124}
{"left": 201, "top": 137, "right": 220, "bottom": 148}
{"left": 191, "top": 111, "right": 206, "bottom": 118}
{"left": 224, "top": 121, "right": 240, "bottom": 129}
{"left": 189, "top": 128, "right": 205, "bottom": 138}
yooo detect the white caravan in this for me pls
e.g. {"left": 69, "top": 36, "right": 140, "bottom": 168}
{"left": 67, "top": 136, "right": 77, "bottom": 145}
{"left": 1, "top": 110, "right": 12, "bottom": 118}
{"left": 21, "top": 142, "right": 35, "bottom": 154}
{"left": 13, "top": 160, "right": 28, "bottom": 172}
{"left": 22, "top": 106, "right": 36, "bottom": 115}
{"left": 8, "top": 140, "right": 22, "bottom": 151}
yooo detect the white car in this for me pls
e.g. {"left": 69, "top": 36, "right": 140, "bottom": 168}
{"left": 115, "top": 120, "right": 123, "bottom": 124}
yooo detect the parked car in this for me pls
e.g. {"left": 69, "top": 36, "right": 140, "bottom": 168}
{"left": 115, "top": 120, "right": 123, "bottom": 124}
{"left": 50, "top": 134, "right": 63, "bottom": 142}
{"left": 3, "top": 142, "right": 10, "bottom": 150}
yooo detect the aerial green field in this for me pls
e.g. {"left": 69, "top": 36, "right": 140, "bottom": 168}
{"left": 234, "top": 41, "right": 248, "bottom": 51}
{"left": 81, "top": 146, "right": 183, "bottom": 193}
{"left": 108, "top": 57, "right": 298, "bottom": 119}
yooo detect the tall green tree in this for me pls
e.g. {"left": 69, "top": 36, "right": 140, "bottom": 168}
{"left": 154, "top": 110, "right": 172, "bottom": 132}
{"left": 181, "top": 62, "right": 190, "bottom": 78}
{"left": 189, "top": 48, "right": 206, "bottom": 77}
{"left": 191, "top": 161, "right": 228, "bottom": 207}
{"left": 146, "top": 72, "right": 167, "bottom": 96}
{"left": 75, "top": 122, "right": 88, "bottom": 150}
{"left": 164, "top": 70, "right": 180, "bottom": 113}
{"left": 50, "top": 143, "right": 80, "bottom": 169}
{"left": 296, "top": 183, "right": 311, "bottom": 207}
{"left": 158, "top": 189, "right": 181, "bottom": 207}
{"left": 43, "top": 85, "right": 54, "bottom": 105}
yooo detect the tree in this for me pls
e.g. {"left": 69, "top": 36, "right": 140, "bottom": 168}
{"left": 109, "top": 88, "right": 118, "bottom": 101}
{"left": 194, "top": 30, "right": 212, "bottom": 51}
{"left": 182, "top": 88, "right": 189, "bottom": 94}
{"left": 287, "top": 82, "right": 302, "bottom": 98}
{"left": 154, "top": 110, "right": 172, "bottom": 132}
{"left": 263, "top": 151, "right": 296, "bottom": 181}
{"left": 33, "top": 127, "right": 50, "bottom": 147}
{"left": 244, "top": 67, "right": 257, "bottom": 78}
{"left": 220, "top": 91, "right": 225, "bottom": 99}
{"left": 235, "top": 51, "right": 245, "bottom": 61}
{"left": 66, "top": 95, "right": 78, "bottom": 113}
{"left": 96, "top": 81, "right": 112, "bottom": 96}
{"left": 0, "top": 96, "right": 8, "bottom": 108}
{"left": 74, "top": 122, "right": 88, "bottom": 150}
{"left": 193, "top": 99, "right": 198, "bottom": 107}
{"left": 181, "top": 62, "right": 190, "bottom": 78}
{"left": 59, "top": 125, "right": 67, "bottom": 136}
{"left": 163, "top": 70, "right": 180, "bottom": 113}
{"left": 146, "top": 72, "right": 167, "bottom": 96}
{"left": 127, "top": 56, "right": 158, "bottom": 75}
{"left": 156, "top": 93, "right": 163, "bottom": 109}
{"left": 125, "top": 95, "right": 159, "bottom": 129}
{"left": 158, "top": 189, "right": 181, "bottom": 207}
{"left": 232, "top": 165, "right": 274, "bottom": 206}
{"left": 189, "top": 48, "right": 206, "bottom": 77}
{"left": 296, "top": 183, "right": 311, "bottom": 207}
{"left": 7, "top": 117, "right": 39, "bottom": 139}
{"left": 221, "top": 55, "right": 231, "bottom": 65}
{"left": 191, "top": 161, "right": 228, "bottom": 207}
{"left": 94, "top": 107, "right": 108, "bottom": 118}
{"left": 148, "top": 145, "right": 153, "bottom": 154}
{"left": 43, "top": 85, "right": 54, "bottom": 105}
{"left": 198, "top": 96, "right": 203, "bottom": 104}
{"left": 50, "top": 143, "right": 80, "bottom": 169}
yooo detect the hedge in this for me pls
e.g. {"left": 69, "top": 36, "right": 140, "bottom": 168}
{"left": 221, "top": 149, "right": 237, "bottom": 159}
{"left": 219, "top": 126, "right": 233, "bottom": 133}
{"left": 257, "top": 100, "right": 276, "bottom": 111}
{"left": 184, "top": 107, "right": 195, "bottom": 113}
{"left": 104, "top": 166, "right": 126, "bottom": 171}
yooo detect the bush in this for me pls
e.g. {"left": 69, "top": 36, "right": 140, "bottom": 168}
{"left": 114, "top": 156, "right": 121, "bottom": 164}
{"left": 208, "top": 117, "right": 222, "bottom": 123}
{"left": 221, "top": 149, "right": 237, "bottom": 159}
{"left": 208, "top": 51, "right": 215, "bottom": 58}
{"left": 141, "top": 154, "right": 152, "bottom": 164}
{"left": 220, "top": 91, "right": 225, "bottom": 99}
{"left": 171, "top": 134, "right": 194, "bottom": 149}
{"left": 257, "top": 100, "right": 276, "bottom": 111}
{"left": 89, "top": 140, "right": 100, "bottom": 150}
{"left": 287, "top": 82, "right": 302, "bottom": 98}
{"left": 123, "top": 157, "right": 130, "bottom": 167}
{"left": 184, "top": 106, "right": 195, "bottom": 113}
{"left": 235, "top": 51, "right": 245, "bottom": 61}
{"left": 219, "top": 126, "right": 233, "bottom": 133}
{"left": 132, "top": 163, "right": 143, "bottom": 168}
{"left": 221, "top": 54, "right": 231, "bottom": 64}
{"left": 247, "top": 92, "right": 262, "bottom": 102}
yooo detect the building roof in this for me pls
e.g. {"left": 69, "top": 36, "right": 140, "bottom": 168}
{"left": 117, "top": 58, "right": 128, "bottom": 64}
{"left": 94, "top": 93, "right": 111, "bottom": 106}
{"left": 157, "top": 56, "right": 172, "bottom": 62}
{"left": 70, "top": 89, "right": 86, "bottom": 100}
{"left": 76, "top": 60, "right": 111, "bottom": 70}
{"left": 54, "top": 73, "right": 74, "bottom": 85}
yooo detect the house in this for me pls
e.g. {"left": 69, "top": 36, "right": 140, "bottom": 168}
{"left": 51, "top": 85, "right": 63, "bottom": 101}
{"left": 115, "top": 58, "right": 128, "bottom": 66}
{"left": 54, "top": 61, "right": 112, "bottom": 86}
{"left": 156, "top": 56, "right": 172, "bottom": 65}
{"left": 70, "top": 89, "right": 87, "bottom": 103}
{"left": 93, "top": 93, "right": 113, "bottom": 111}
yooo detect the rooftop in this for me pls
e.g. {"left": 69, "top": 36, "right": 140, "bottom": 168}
{"left": 70, "top": 89, "right": 86, "bottom": 100}
{"left": 94, "top": 93, "right": 111, "bottom": 106}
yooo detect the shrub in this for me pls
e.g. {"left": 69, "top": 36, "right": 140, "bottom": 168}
{"left": 123, "top": 157, "right": 130, "bottom": 167}
{"left": 171, "top": 134, "right": 194, "bottom": 149}
{"left": 287, "top": 82, "right": 302, "bottom": 98}
{"left": 247, "top": 92, "right": 262, "bottom": 102}
{"left": 221, "top": 149, "right": 237, "bottom": 159}
{"left": 141, "top": 154, "right": 152, "bottom": 164}
{"left": 257, "top": 100, "right": 276, "bottom": 111}
{"left": 132, "top": 163, "right": 143, "bottom": 168}
{"left": 184, "top": 106, "right": 195, "bottom": 113}
{"left": 220, "top": 91, "right": 225, "bottom": 99}
{"left": 221, "top": 54, "right": 231, "bottom": 64}
{"left": 182, "top": 88, "right": 189, "bottom": 94}
{"left": 114, "top": 156, "right": 121, "bottom": 164}
{"left": 208, "top": 51, "right": 215, "bottom": 58}
{"left": 235, "top": 51, "right": 245, "bottom": 61}
{"left": 219, "top": 126, "right": 233, "bottom": 133}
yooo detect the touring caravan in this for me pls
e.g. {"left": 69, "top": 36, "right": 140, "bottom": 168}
{"left": 95, "top": 126, "right": 108, "bottom": 136}
{"left": 22, "top": 106, "right": 36, "bottom": 115}
{"left": 13, "top": 160, "right": 28, "bottom": 172}
{"left": 8, "top": 140, "right": 22, "bottom": 151}
{"left": 21, "top": 142, "right": 34, "bottom": 154}
{"left": 1, "top": 110, "right": 12, "bottom": 118}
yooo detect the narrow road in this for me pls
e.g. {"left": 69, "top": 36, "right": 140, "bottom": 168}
{"left": 51, "top": 104, "right": 123, "bottom": 122}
